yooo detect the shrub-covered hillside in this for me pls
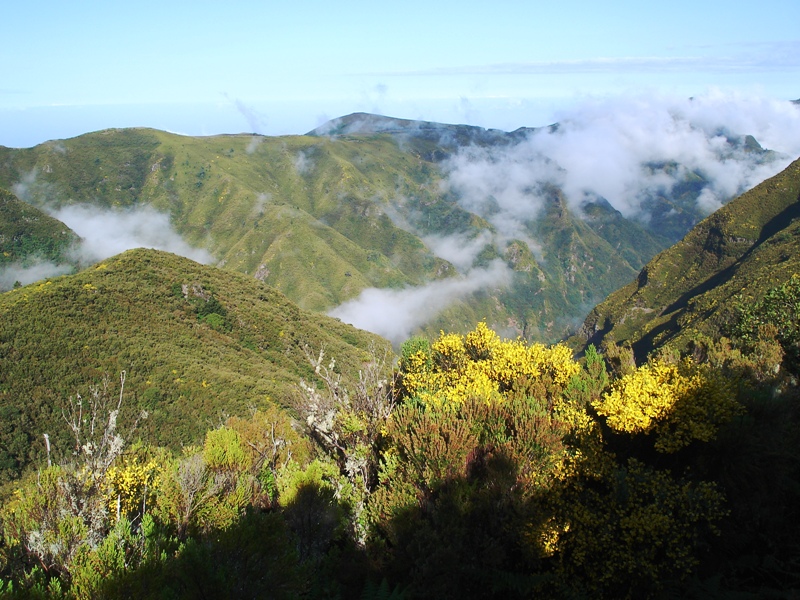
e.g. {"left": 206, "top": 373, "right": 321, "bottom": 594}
{"left": 1, "top": 317, "right": 797, "bottom": 599}
{"left": 0, "top": 248, "right": 387, "bottom": 481}
{"left": 572, "top": 156, "right": 800, "bottom": 361}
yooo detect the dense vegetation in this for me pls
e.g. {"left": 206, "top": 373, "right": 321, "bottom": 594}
{"left": 0, "top": 307, "right": 797, "bottom": 598}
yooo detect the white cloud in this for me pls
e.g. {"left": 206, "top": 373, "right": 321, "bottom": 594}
{"left": 0, "top": 259, "right": 73, "bottom": 290}
{"left": 245, "top": 135, "right": 263, "bottom": 154}
{"left": 443, "top": 91, "right": 800, "bottom": 229}
{"left": 329, "top": 260, "right": 512, "bottom": 344}
{"left": 421, "top": 230, "right": 493, "bottom": 273}
{"left": 294, "top": 151, "right": 314, "bottom": 174}
{"left": 53, "top": 204, "right": 213, "bottom": 265}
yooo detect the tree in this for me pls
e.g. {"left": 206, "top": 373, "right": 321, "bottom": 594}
{"left": 293, "top": 343, "right": 396, "bottom": 543}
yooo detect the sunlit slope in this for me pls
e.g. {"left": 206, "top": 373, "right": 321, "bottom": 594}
{"left": 0, "top": 248, "right": 387, "bottom": 481}
{"left": 0, "top": 129, "right": 460, "bottom": 310}
{"left": 0, "top": 125, "right": 686, "bottom": 342}
{"left": 572, "top": 157, "right": 800, "bottom": 359}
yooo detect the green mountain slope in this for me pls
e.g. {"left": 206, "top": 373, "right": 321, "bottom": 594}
{"left": 0, "top": 248, "right": 387, "bottom": 481}
{"left": 572, "top": 157, "right": 800, "bottom": 360}
{"left": 0, "top": 119, "right": 772, "bottom": 343}
{"left": 0, "top": 128, "right": 461, "bottom": 310}
{"left": 0, "top": 188, "right": 78, "bottom": 273}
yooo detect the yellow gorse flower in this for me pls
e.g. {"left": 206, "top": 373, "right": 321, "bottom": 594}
{"left": 103, "top": 457, "right": 162, "bottom": 520}
{"left": 593, "top": 358, "right": 742, "bottom": 452}
{"left": 402, "top": 322, "right": 580, "bottom": 406}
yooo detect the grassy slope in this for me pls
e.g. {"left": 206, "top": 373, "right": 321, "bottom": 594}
{"left": 571, "top": 157, "right": 800, "bottom": 360}
{"left": 0, "top": 248, "right": 387, "bottom": 481}
{"left": 0, "top": 129, "right": 460, "bottom": 310}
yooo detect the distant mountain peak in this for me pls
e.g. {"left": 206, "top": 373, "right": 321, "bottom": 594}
{"left": 308, "top": 112, "right": 482, "bottom": 136}
{"left": 307, "top": 112, "right": 536, "bottom": 146}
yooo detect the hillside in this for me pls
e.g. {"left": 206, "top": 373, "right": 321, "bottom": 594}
{"left": 0, "top": 129, "right": 461, "bottom": 309}
{"left": 0, "top": 119, "right": 778, "bottom": 342}
{"left": 0, "top": 248, "right": 387, "bottom": 482}
{"left": 0, "top": 188, "right": 78, "bottom": 287}
{"left": 572, "top": 156, "right": 800, "bottom": 360}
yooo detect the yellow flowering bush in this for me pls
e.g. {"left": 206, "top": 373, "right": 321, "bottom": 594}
{"left": 400, "top": 322, "right": 580, "bottom": 406}
{"left": 593, "top": 358, "right": 742, "bottom": 452}
{"left": 103, "top": 457, "right": 161, "bottom": 521}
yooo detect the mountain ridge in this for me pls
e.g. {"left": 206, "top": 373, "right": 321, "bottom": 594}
{"left": 0, "top": 114, "right": 785, "bottom": 343}
{"left": 571, "top": 156, "right": 800, "bottom": 360}
{"left": 307, "top": 111, "right": 537, "bottom": 143}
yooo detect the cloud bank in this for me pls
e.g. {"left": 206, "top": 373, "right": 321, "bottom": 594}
{"left": 329, "top": 260, "right": 512, "bottom": 345}
{"left": 331, "top": 91, "right": 800, "bottom": 342}
{"left": 0, "top": 204, "right": 213, "bottom": 290}
{"left": 444, "top": 91, "right": 800, "bottom": 229}
{"left": 53, "top": 205, "right": 213, "bottom": 265}
{"left": 0, "top": 260, "right": 73, "bottom": 290}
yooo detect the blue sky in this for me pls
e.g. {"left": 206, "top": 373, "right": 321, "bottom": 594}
{"left": 2, "top": 0, "right": 798, "bottom": 148}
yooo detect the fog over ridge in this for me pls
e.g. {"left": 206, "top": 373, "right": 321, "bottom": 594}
{"left": 328, "top": 260, "right": 512, "bottom": 345}
{"left": 444, "top": 92, "right": 800, "bottom": 229}
{"left": 52, "top": 204, "right": 213, "bottom": 266}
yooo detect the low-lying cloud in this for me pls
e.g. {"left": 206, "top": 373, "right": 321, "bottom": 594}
{"left": 329, "top": 260, "right": 512, "bottom": 345}
{"left": 0, "top": 204, "right": 213, "bottom": 290}
{"left": 421, "top": 230, "right": 494, "bottom": 273}
{"left": 444, "top": 91, "right": 800, "bottom": 229}
{"left": 0, "top": 259, "right": 73, "bottom": 290}
{"left": 294, "top": 151, "right": 314, "bottom": 175}
{"left": 334, "top": 91, "right": 800, "bottom": 341}
{"left": 53, "top": 205, "right": 213, "bottom": 265}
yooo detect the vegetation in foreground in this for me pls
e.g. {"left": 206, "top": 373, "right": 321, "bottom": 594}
{"left": 0, "top": 284, "right": 798, "bottom": 599}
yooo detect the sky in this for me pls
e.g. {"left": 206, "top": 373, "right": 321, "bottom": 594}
{"left": 2, "top": 0, "right": 799, "bottom": 148}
